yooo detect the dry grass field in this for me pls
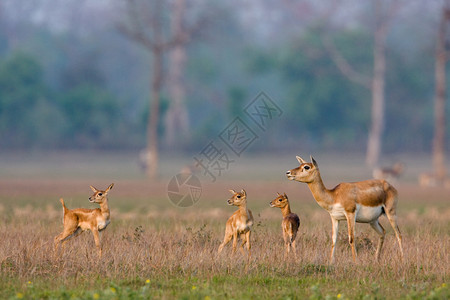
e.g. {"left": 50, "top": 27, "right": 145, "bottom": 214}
{"left": 0, "top": 152, "right": 448, "bottom": 299}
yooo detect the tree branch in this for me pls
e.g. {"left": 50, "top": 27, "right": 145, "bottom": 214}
{"left": 322, "top": 35, "right": 372, "bottom": 89}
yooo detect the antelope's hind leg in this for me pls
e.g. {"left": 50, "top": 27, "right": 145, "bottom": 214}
{"left": 370, "top": 220, "right": 385, "bottom": 261}
{"left": 218, "top": 228, "right": 233, "bottom": 254}
{"left": 385, "top": 212, "right": 404, "bottom": 258}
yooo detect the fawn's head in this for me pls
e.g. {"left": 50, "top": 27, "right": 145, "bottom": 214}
{"left": 270, "top": 192, "right": 289, "bottom": 208}
{"left": 227, "top": 189, "right": 247, "bottom": 206}
{"left": 393, "top": 162, "right": 405, "bottom": 173}
{"left": 286, "top": 155, "right": 319, "bottom": 183}
{"left": 89, "top": 183, "right": 114, "bottom": 203}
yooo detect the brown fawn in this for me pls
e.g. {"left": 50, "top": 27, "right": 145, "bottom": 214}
{"left": 270, "top": 192, "right": 300, "bottom": 259}
{"left": 373, "top": 162, "right": 405, "bottom": 181}
{"left": 286, "top": 156, "right": 403, "bottom": 263}
{"left": 54, "top": 183, "right": 114, "bottom": 257}
{"left": 218, "top": 189, "right": 254, "bottom": 258}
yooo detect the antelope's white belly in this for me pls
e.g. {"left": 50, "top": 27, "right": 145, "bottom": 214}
{"left": 328, "top": 203, "right": 383, "bottom": 223}
{"left": 355, "top": 204, "right": 383, "bottom": 223}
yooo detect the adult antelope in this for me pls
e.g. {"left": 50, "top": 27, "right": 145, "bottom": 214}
{"left": 286, "top": 156, "right": 403, "bottom": 263}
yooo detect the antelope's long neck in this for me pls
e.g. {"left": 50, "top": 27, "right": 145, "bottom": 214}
{"left": 238, "top": 201, "right": 250, "bottom": 217}
{"left": 100, "top": 199, "right": 110, "bottom": 218}
{"left": 281, "top": 203, "right": 292, "bottom": 217}
{"left": 307, "top": 173, "right": 334, "bottom": 209}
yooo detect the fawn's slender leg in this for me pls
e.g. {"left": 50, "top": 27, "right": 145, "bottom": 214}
{"left": 231, "top": 232, "right": 238, "bottom": 254}
{"left": 218, "top": 233, "right": 232, "bottom": 254}
{"left": 92, "top": 228, "right": 102, "bottom": 257}
{"left": 245, "top": 231, "right": 251, "bottom": 258}
{"left": 292, "top": 239, "right": 298, "bottom": 260}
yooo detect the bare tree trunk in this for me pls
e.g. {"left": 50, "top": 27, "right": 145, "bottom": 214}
{"left": 324, "top": 0, "right": 396, "bottom": 168}
{"left": 366, "top": 4, "right": 388, "bottom": 167}
{"left": 165, "top": 0, "right": 189, "bottom": 148}
{"left": 146, "top": 48, "right": 163, "bottom": 179}
{"left": 432, "top": 4, "right": 449, "bottom": 182}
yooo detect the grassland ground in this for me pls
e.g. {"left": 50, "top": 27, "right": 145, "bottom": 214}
{"left": 0, "top": 152, "right": 449, "bottom": 299}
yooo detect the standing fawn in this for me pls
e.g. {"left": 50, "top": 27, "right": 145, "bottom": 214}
{"left": 54, "top": 183, "right": 114, "bottom": 257}
{"left": 373, "top": 162, "right": 405, "bottom": 181}
{"left": 286, "top": 156, "right": 403, "bottom": 263}
{"left": 218, "top": 189, "right": 254, "bottom": 258}
{"left": 270, "top": 192, "right": 300, "bottom": 259}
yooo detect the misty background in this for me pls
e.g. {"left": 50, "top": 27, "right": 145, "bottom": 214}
{"left": 0, "top": 0, "right": 448, "bottom": 179}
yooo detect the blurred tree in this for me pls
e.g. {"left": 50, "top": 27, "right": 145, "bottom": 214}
{"left": 277, "top": 28, "right": 370, "bottom": 148}
{"left": 0, "top": 52, "right": 50, "bottom": 148}
{"left": 432, "top": 0, "right": 450, "bottom": 183}
{"left": 165, "top": 0, "right": 189, "bottom": 150}
{"left": 58, "top": 84, "right": 120, "bottom": 148}
{"left": 323, "top": 0, "right": 400, "bottom": 167}
{"left": 119, "top": 0, "right": 212, "bottom": 179}
{"left": 227, "top": 85, "right": 247, "bottom": 119}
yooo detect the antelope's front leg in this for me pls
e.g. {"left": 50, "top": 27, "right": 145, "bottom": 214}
{"left": 92, "top": 228, "right": 102, "bottom": 257}
{"left": 231, "top": 231, "right": 238, "bottom": 254}
{"left": 330, "top": 217, "right": 339, "bottom": 264}
{"left": 245, "top": 230, "right": 251, "bottom": 258}
{"left": 345, "top": 212, "right": 357, "bottom": 262}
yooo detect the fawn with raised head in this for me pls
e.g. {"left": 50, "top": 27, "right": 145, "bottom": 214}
{"left": 373, "top": 162, "right": 405, "bottom": 181}
{"left": 286, "top": 156, "right": 403, "bottom": 263}
{"left": 270, "top": 192, "right": 300, "bottom": 259}
{"left": 218, "top": 189, "right": 254, "bottom": 258}
{"left": 54, "top": 183, "right": 114, "bottom": 257}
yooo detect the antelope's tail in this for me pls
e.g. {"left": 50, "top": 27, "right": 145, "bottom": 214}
{"left": 60, "top": 198, "right": 68, "bottom": 214}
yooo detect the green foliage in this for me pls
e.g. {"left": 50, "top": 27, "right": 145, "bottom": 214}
{"left": 227, "top": 85, "right": 247, "bottom": 119}
{"left": 0, "top": 50, "right": 129, "bottom": 149}
{"left": 58, "top": 83, "right": 120, "bottom": 148}
{"left": 277, "top": 28, "right": 371, "bottom": 148}
{"left": 0, "top": 52, "right": 53, "bottom": 148}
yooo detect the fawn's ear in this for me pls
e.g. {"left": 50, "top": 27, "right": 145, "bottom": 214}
{"left": 296, "top": 156, "right": 306, "bottom": 164}
{"left": 106, "top": 183, "right": 114, "bottom": 193}
{"left": 90, "top": 185, "right": 98, "bottom": 193}
{"left": 241, "top": 189, "right": 247, "bottom": 197}
{"left": 283, "top": 193, "right": 288, "bottom": 199}
{"left": 277, "top": 192, "right": 281, "bottom": 196}
{"left": 310, "top": 155, "right": 318, "bottom": 168}
{"left": 229, "top": 189, "right": 236, "bottom": 195}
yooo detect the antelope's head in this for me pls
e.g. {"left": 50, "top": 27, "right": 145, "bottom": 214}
{"left": 286, "top": 155, "right": 319, "bottom": 183}
{"left": 227, "top": 189, "right": 247, "bottom": 206}
{"left": 89, "top": 183, "right": 114, "bottom": 204}
{"left": 270, "top": 192, "right": 289, "bottom": 208}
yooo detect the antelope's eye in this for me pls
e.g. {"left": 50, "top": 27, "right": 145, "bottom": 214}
{"left": 278, "top": 198, "right": 282, "bottom": 202}
{"left": 98, "top": 193, "right": 103, "bottom": 196}
{"left": 304, "top": 165, "right": 310, "bottom": 170}
{"left": 237, "top": 195, "right": 241, "bottom": 198}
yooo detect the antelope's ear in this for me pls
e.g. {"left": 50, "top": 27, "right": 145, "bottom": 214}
{"left": 283, "top": 193, "right": 288, "bottom": 199}
{"left": 241, "top": 189, "right": 247, "bottom": 197}
{"left": 90, "top": 185, "right": 98, "bottom": 193}
{"left": 106, "top": 183, "right": 114, "bottom": 193}
{"left": 277, "top": 192, "right": 281, "bottom": 196}
{"left": 296, "top": 156, "right": 306, "bottom": 164}
{"left": 229, "top": 189, "right": 236, "bottom": 194}
{"left": 310, "top": 155, "right": 318, "bottom": 168}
